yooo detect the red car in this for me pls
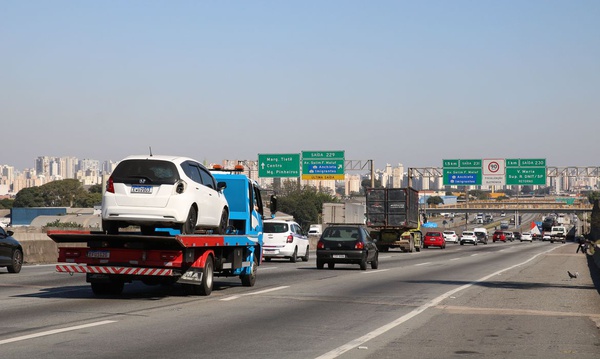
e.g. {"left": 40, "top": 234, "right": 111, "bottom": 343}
{"left": 424, "top": 231, "right": 446, "bottom": 249}
{"left": 492, "top": 230, "right": 506, "bottom": 242}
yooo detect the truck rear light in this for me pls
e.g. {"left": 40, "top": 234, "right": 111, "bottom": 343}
{"left": 317, "top": 240, "right": 324, "bottom": 249}
{"left": 106, "top": 176, "right": 114, "bottom": 193}
{"left": 355, "top": 242, "right": 364, "bottom": 250}
{"left": 64, "top": 250, "right": 81, "bottom": 258}
{"left": 161, "top": 252, "right": 178, "bottom": 261}
{"left": 286, "top": 234, "right": 293, "bottom": 243}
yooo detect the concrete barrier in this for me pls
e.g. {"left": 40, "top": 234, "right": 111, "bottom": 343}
{"left": 17, "top": 234, "right": 60, "bottom": 264}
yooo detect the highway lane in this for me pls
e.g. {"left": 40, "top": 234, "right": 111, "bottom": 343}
{"left": 1, "top": 241, "right": 598, "bottom": 358}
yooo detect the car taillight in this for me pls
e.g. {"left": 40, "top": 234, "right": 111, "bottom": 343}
{"left": 286, "top": 234, "right": 293, "bottom": 243}
{"left": 355, "top": 241, "right": 364, "bottom": 250}
{"left": 317, "top": 241, "right": 324, "bottom": 249}
{"left": 106, "top": 176, "right": 114, "bottom": 193}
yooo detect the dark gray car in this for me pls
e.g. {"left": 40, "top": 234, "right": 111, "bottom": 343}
{"left": 316, "top": 225, "right": 378, "bottom": 270}
{"left": 0, "top": 227, "right": 23, "bottom": 273}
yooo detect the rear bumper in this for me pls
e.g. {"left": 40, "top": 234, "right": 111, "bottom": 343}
{"left": 317, "top": 250, "right": 366, "bottom": 264}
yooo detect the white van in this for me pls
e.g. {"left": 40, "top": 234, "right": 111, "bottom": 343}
{"left": 473, "top": 227, "right": 488, "bottom": 244}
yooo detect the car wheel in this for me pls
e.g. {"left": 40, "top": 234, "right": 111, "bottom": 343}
{"left": 460, "top": 242, "right": 464, "bottom": 245}
{"left": 214, "top": 209, "right": 229, "bottom": 234}
{"left": 289, "top": 247, "right": 298, "bottom": 263}
{"left": 317, "top": 259, "right": 324, "bottom": 269}
{"left": 370, "top": 253, "right": 379, "bottom": 269}
{"left": 360, "top": 256, "right": 367, "bottom": 270}
{"left": 7, "top": 249, "right": 23, "bottom": 273}
{"left": 180, "top": 206, "right": 197, "bottom": 234}
{"left": 102, "top": 220, "right": 119, "bottom": 235}
{"left": 327, "top": 262, "right": 335, "bottom": 269}
{"left": 301, "top": 246, "right": 310, "bottom": 261}
{"left": 264, "top": 257, "right": 271, "bottom": 262}
{"left": 424, "top": 245, "right": 428, "bottom": 249}
{"left": 474, "top": 242, "right": 477, "bottom": 246}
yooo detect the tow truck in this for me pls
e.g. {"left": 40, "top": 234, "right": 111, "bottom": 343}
{"left": 47, "top": 165, "right": 274, "bottom": 296}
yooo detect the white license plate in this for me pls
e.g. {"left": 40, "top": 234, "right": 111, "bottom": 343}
{"left": 333, "top": 254, "right": 345, "bottom": 259}
{"left": 131, "top": 185, "right": 152, "bottom": 194}
{"left": 87, "top": 250, "right": 110, "bottom": 259}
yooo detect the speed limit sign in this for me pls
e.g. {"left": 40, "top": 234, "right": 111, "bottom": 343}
{"left": 483, "top": 159, "right": 505, "bottom": 175}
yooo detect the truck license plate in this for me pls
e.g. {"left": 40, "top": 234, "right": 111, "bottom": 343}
{"left": 87, "top": 250, "right": 110, "bottom": 259}
{"left": 131, "top": 185, "right": 152, "bottom": 194}
{"left": 333, "top": 254, "right": 345, "bottom": 259}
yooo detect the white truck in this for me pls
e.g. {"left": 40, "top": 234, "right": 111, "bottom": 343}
{"left": 308, "top": 224, "right": 323, "bottom": 236}
{"left": 549, "top": 226, "right": 567, "bottom": 243}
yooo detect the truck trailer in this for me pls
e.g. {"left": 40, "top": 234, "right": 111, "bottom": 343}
{"left": 48, "top": 166, "right": 273, "bottom": 296}
{"left": 365, "top": 187, "right": 422, "bottom": 252}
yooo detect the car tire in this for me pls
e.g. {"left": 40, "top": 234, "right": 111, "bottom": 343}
{"left": 360, "top": 256, "right": 367, "bottom": 270}
{"left": 289, "top": 247, "right": 298, "bottom": 263}
{"left": 180, "top": 206, "right": 197, "bottom": 234}
{"left": 460, "top": 242, "right": 464, "bottom": 245}
{"left": 301, "top": 246, "right": 310, "bottom": 261}
{"left": 327, "top": 262, "right": 335, "bottom": 269}
{"left": 264, "top": 257, "right": 271, "bottom": 262}
{"left": 7, "top": 249, "right": 23, "bottom": 273}
{"left": 214, "top": 209, "right": 229, "bottom": 234}
{"left": 317, "top": 259, "right": 324, "bottom": 269}
{"left": 370, "top": 253, "right": 379, "bottom": 270}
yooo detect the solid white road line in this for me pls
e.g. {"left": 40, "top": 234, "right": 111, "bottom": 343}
{"left": 0, "top": 320, "right": 117, "bottom": 345}
{"left": 314, "top": 244, "right": 564, "bottom": 359}
{"left": 220, "top": 286, "right": 289, "bottom": 301}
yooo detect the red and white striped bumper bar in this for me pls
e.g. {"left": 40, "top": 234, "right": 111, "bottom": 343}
{"left": 56, "top": 265, "right": 174, "bottom": 276}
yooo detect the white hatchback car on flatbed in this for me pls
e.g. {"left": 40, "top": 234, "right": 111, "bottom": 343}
{"left": 443, "top": 230, "right": 459, "bottom": 244}
{"left": 101, "top": 155, "right": 229, "bottom": 235}
{"left": 263, "top": 219, "right": 309, "bottom": 263}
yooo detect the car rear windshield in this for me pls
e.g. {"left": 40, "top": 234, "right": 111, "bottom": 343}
{"left": 462, "top": 232, "right": 474, "bottom": 236}
{"left": 322, "top": 227, "right": 360, "bottom": 241}
{"left": 264, "top": 222, "right": 289, "bottom": 233}
{"left": 111, "top": 160, "right": 180, "bottom": 185}
{"left": 426, "top": 232, "right": 441, "bottom": 237}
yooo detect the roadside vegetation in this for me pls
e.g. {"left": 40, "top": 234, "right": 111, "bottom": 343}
{"left": 12, "top": 179, "right": 102, "bottom": 208}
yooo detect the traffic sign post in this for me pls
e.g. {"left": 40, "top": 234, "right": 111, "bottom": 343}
{"left": 302, "top": 151, "right": 345, "bottom": 180}
{"left": 443, "top": 159, "right": 482, "bottom": 185}
{"left": 505, "top": 158, "right": 546, "bottom": 185}
{"left": 258, "top": 153, "right": 300, "bottom": 178}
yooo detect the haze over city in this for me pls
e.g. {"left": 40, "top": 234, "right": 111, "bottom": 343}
{"left": 2, "top": 1, "right": 599, "bottom": 172}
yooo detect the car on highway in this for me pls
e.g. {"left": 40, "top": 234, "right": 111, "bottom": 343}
{"left": 460, "top": 231, "right": 478, "bottom": 245}
{"left": 513, "top": 232, "right": 522, "bottom": 241}
{"left": 0, "top": 227, "right": 23, "bottom": 273}
{"left": 542, "top": 233, "right": 551, "bottom": 241}
{"left": 443, "top": 230, "right": 459, "bottom": 244}
{"left": 424, "top": 231, "right": 446, "bottom": 249}
{"left": 263, "top": 219, "right": 309, "bottom": 262}
{"left": 504, "top": 231, "right": 515, "bottom": 242}
{"left": 492, "top": 230, "right": 506, "bottom": 242}
{"left": 521, "top": 232, "right": 533, "bottom": 242}
{"left": 316, "top": 224, "right": 378, "bottom": 270}
{"left": 101, "top": 155, "right": 229, "bottom": 235}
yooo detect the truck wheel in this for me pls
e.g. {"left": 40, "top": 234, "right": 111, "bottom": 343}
{"left": 102, "top": 220, "right": 119, "bottom": 235}
{"left": 289, "top": 247, "right": 298, "bottom": 263}
{"left": 91, "top": 281, "right": 124, "bottom": 296}
{"left": 214, "top": 209, "right": 229, "bottom": 234}
{"left": 301, "top": 246, "right": 310, "bottom": 261}
{"left": 198, "top": 256, "right": 214, "bottom": 294}
{"left": 409, "top": 239, "right": 415, "bottom": 253}
{"left": 180, "top": 207, "right": 197, "bottom": 234}
{"left": 370, "top": 253, "right": 379, "bottom": 269}
{"left": 241, "top": 255, "right": 257, "bottom": 287}
{"left": 7, "top": 249, "right": 23, "bottom": 273}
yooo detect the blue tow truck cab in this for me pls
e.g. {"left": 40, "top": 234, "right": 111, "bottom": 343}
{"left": 47, "top": 168, "right": 275, "bottom": 297}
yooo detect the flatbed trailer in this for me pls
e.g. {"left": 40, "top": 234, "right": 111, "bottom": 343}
{"left": 48, "top": 230, "right": 260, "bottom": 296}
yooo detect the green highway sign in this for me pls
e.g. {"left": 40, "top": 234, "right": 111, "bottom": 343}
{"left": 443, "top": 159, "right": 459, "bottom": 168}
{"left": 505, "top": 158, "right": 546, "bottom": 185}
{"left": 459, "top": 159, "right": 482, "bottom": 168}
{"left": 302, "top": 150, "right": 345, "bottom": 180}
{"left": 506, "top": 167, "right": 546, "bottom": 185}
{"left": 443, "top": 159, "right": 482, "bottom": 185}
{"left": 258, "top": 153, "right": 300, "bottom": 178}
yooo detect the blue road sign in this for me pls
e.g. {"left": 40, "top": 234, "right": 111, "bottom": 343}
{"left": 447, "top": 174, "right": 478, "bottom": 185}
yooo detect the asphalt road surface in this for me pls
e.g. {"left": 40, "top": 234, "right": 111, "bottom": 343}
{"left": 1, "top": 240, "right": 599, "bottom": 359}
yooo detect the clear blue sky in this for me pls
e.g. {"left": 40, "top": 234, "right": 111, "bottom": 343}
{"left": 1, "top": 1, "right": 599, "bottom": 171}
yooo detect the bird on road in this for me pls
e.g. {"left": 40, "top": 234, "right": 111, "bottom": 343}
{"left": 567, "top": 270, "right": 578, "bottom": 279}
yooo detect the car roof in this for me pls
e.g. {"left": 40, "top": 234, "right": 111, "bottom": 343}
{"left": 264, "top": 219, "right": 297, "bottom": 224}
{"left": 120, "top": 155, "right": 199, "bottom": 163}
